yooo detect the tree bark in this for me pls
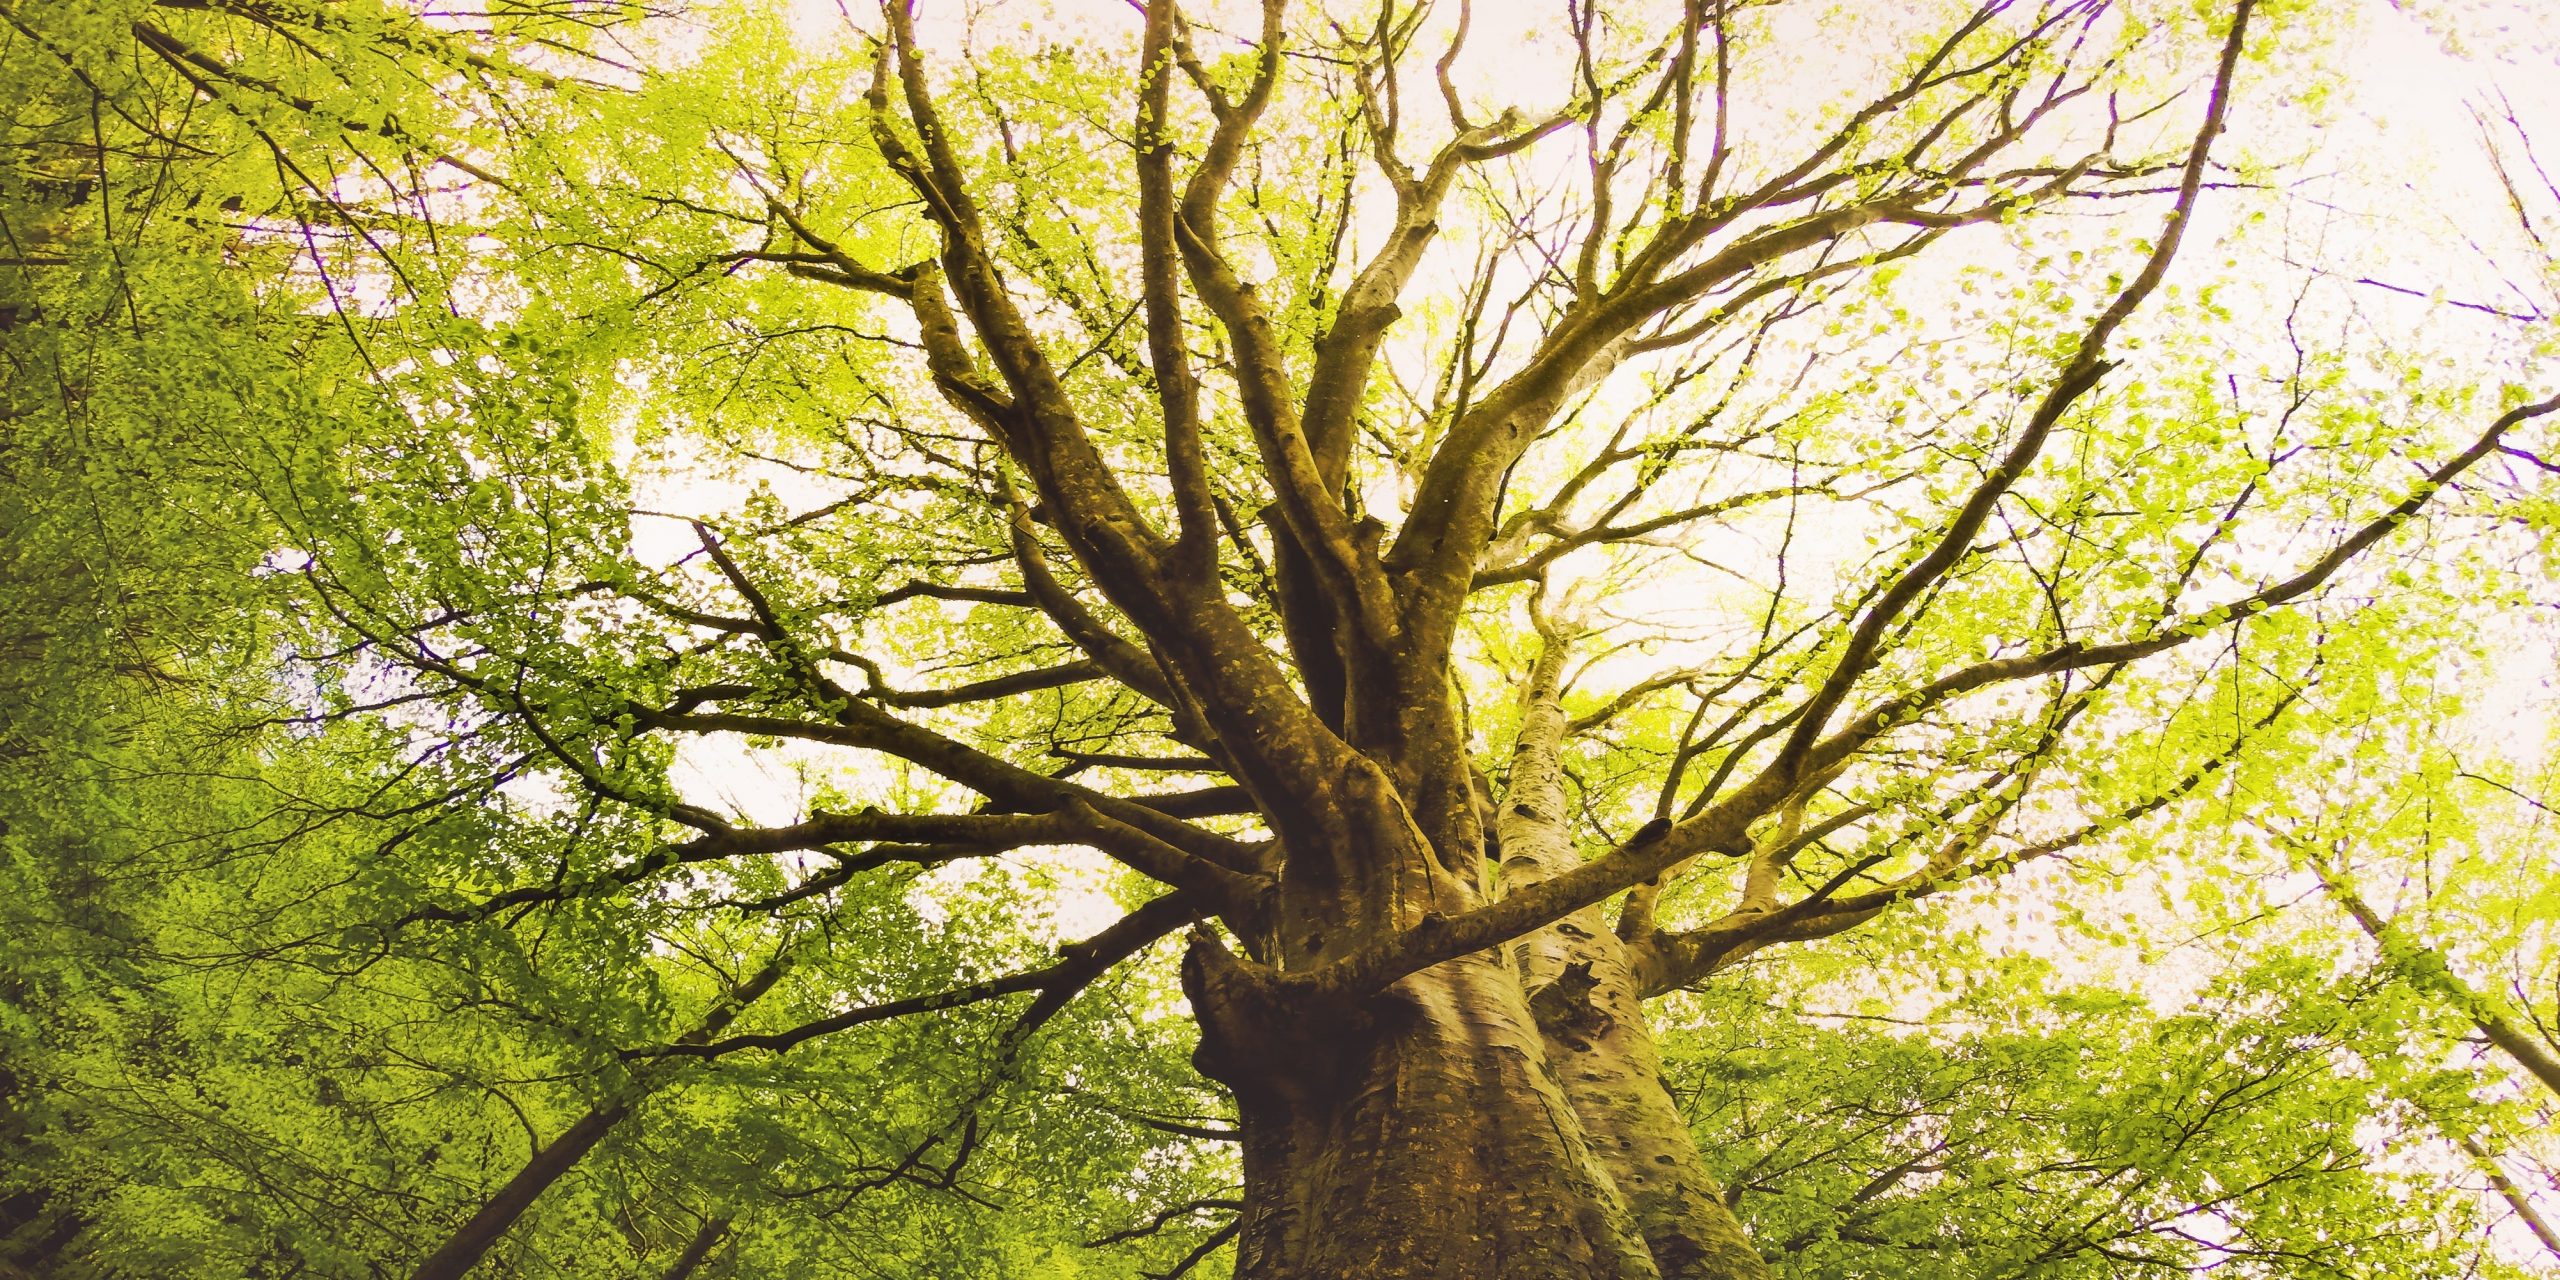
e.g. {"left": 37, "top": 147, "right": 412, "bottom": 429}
{"left": 1189, "top": 937, "right": 1769, "bottom": 1280}
{"left": 1192, "top": 946, "right": 1658, "bottom": 1279}
{"left": 1178, "top": 638, "right": 1768, "bottom": 1280}
{"left": 1499, "top": 642, "right": 1767, "bottom": 1280}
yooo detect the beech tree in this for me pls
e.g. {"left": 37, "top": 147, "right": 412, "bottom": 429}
{"left": 5, "top": 0, "right": 2558, "bottom": 1278}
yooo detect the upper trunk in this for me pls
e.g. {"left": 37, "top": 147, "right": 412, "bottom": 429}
{"left": 1499, "top": 642, "right": 1768, "bottom": 1280}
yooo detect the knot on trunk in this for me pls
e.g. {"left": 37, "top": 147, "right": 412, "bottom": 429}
{"left": 1526, "top": 959, "right": 1611, "bottom": 1042}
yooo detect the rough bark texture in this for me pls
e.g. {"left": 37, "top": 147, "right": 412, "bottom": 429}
{"left": 1196, "top": 949, "right": 1661, "bottom": 1280}
{"left": 1500, "top": 644, "right": 1769, "bottom": 1280}
{"left": 1191, "top": 912, "right": 1769, "bottom": 1280}
{"left": 1179, "top": 638, "right": 1769, "bottom": 1280}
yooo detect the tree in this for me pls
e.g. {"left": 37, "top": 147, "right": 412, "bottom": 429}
{"left": 4, "top": 0, "right": 2556, "bottom": 1277}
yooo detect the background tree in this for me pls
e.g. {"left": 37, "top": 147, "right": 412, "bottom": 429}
{"left": 4, "top": 0, "right": 2557, "bottom": 1278}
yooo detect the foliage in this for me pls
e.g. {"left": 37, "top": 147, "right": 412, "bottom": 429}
{"left": 3, "top": 0, "right": 2557, "bottom": 1276}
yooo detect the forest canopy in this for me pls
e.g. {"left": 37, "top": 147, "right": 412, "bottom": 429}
{"left": 2, "top": 0, "right": 2558, "bottom": 1277}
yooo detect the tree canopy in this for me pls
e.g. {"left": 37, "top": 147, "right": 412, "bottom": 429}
{"left": 2, "top": 0, "right": 2557, "bottom": 1277}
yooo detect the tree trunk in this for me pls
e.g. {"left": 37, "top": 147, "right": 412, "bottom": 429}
{"left": 1523, "top": 917, "right": 1765, "bottom": 1280}
{"left": 1179, "top": 641, "right": 1769, "bottom": 1279}
{"left": 1194, "top": 947, "right": 1658, "bottom": 1279}
{"left": 1497, "top": 641, "right": 1767, "bottom": 1280}
{"left": 1187, "top": 839, "right": 1771, "bottom": 1280}
{"left": 1187, "top": 939, "right": 1765, "bottom": 1279}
